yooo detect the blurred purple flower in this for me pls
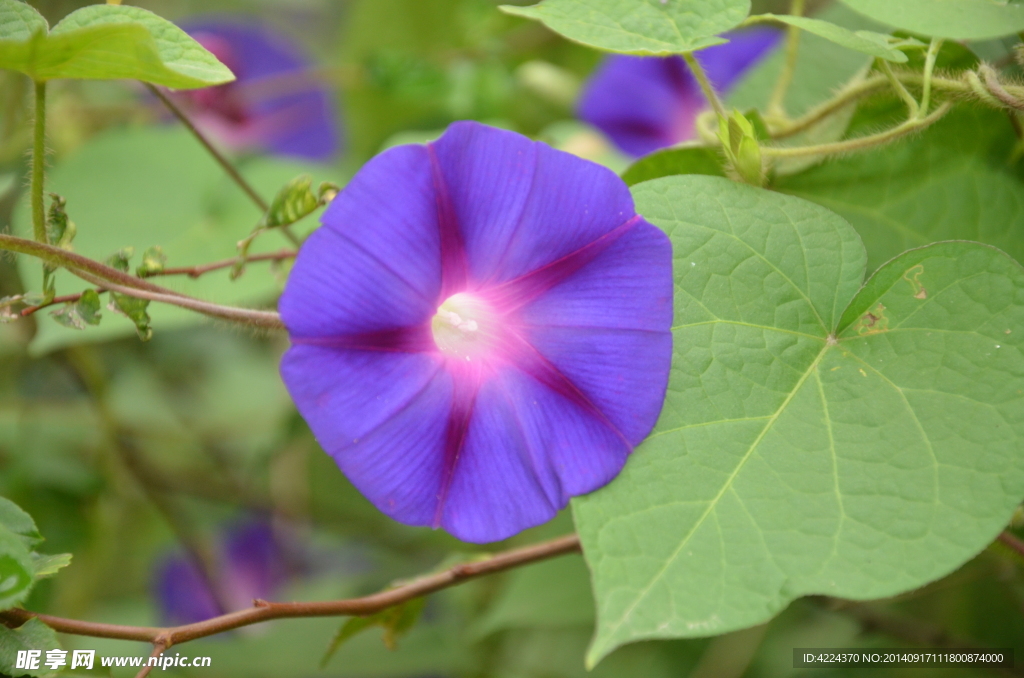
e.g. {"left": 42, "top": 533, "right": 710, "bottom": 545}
{"left": 279, "top": 121, "right": 673, "bottom": 544}
{"left": 577, "top": 29, "right": 780, "bottom": 157}
{"left": 157, "top": 522, "right": 286, "bottom": 625}
{"left": 171, "top": 17, "right": 341, "bottom": 162}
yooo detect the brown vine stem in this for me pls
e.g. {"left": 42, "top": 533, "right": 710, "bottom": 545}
{"left": 146, "top": 249, "right": 297, "bottom": 279}
{"left": 146, "top": 84, "right": 301, "bottom": 248}
{"left": 134, "top": 642, "right": 167, "bottom": 678}
{"left": 21, "top": 291, "right": 100, "bottom": 317}
{"left": 997, "top": 530, "right": 1024, "bottom": 560}
{"left": 0, "top": 233, "right": 284, "bottom": 330}
{"left": 0, "top": 534, "right": 581, "bottom": 648}
{"left": 20, "top": 249, "right": 297, "bottom": 316}
{"left": 72, "top": 270, "right": 284, "bottom": 330}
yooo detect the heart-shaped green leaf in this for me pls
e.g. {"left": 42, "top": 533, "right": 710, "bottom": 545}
{"left": 841, "top": 0, "right": 1024, "bottom": 40}
{"left": 0, "top": 0, "right": 233, "bottom": 88}
{"left": 779, "top": 107, "right": 1024, "bottom": 273}
{"left": 0, "top": 0, "right": 46, "bottom": 41}
{"left": 574, "top": 175, "right": 1024, "bottom": 666}
{"left": 499, "top": 0, "right": 751, "bottom": 55}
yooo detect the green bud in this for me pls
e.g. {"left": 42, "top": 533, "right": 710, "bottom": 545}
{"left": 263, "top": 175, "right": 320, "bottom": 229}
{"left": 45, "top": 193, "right": 76, "bottom": 250}
{"left": 105, "top": 247, "right": 135, "bottom": 273}
{"left": 717, "top": 110, "right": 764, "bottom": 187}
{"left": 136, "top": 246, "right": 167, "bottom": 277}
{"left": 50, "top": 289, "right": 102, "bottom": 330}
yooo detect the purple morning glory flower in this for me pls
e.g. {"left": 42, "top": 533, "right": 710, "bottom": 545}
{"left": 279, "top": 121, "right": 673, "bottom": 544}
{"left": 577, "top": 29, "right": 780, "bottom": 157}
{"left": 170, "top": 17, "right": 341, "bottom": 162}
{"left": 156, "top": 522, "right": 286, "bottom": 625}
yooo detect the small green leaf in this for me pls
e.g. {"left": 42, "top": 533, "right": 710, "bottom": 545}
{"left": 262, "top": 175, "right": 322, "bottom": 229}
{"left": 45, "top": 193, "right": 75, "bottom": 250}
{"left": 622, "top": 146, "right": 726, "bottom": 186}
{"left": 105, "top": 247, "right": 134, "bottom": 273}
{"left": 575, "top": 175, "right": 1024, "bottom": 666}
{"left": 0, "top": 497, "right": 41, "bottom": 550}
{"left": 321, "top": 598, "right": 426, "bottom": 668}
{"left": 0, "top": 2, "right": 234, "bottom": 88}
{"left": 0, "top": 524, "right": 35, "bottom": 611}
{"left": 135, "top": 246, "right": 167, "bottom": 277}
{"left": 759, "top": 14, "right": 912, "bottom": 62}
{"left": 0, "top": 618, "right": 61, "bottom": 678}
{"left": 499, "top": 0, "right": 751, "bottom": 55}
{"left": 31, "top": 552, "right": 71, "bottom": 580}
{"left": 841, "top": 0, "right": 1024, "bottom": 40}
{"left": 109, "top": 293, "right": 151, "bottom": 342}
{"left": 0, "top": 0, "right": 46, "bottom": 42}
{"left": 51, "top": 289, "right": 102, "bottom": 330}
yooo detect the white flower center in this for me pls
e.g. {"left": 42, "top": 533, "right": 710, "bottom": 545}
{"left": 431, "top": 293, "right": 496, "bottom": 361}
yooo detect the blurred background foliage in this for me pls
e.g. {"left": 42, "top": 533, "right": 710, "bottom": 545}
{"left": 0, "top": 0, "right": 1023, "bottom": 676}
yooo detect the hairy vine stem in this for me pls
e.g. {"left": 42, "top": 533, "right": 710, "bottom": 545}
{"left": 682, "top": 52, "right": 727, "bottom": 120}
{"left": 767, "top": 0, "right": 806, "bottom": 118}
{"left": 763, "top": 102, "right": 951, "bottom": 158}
{"left": 30, "top": 81, "right": 46, "bottom": 245}
{"left": 0, "top": 233, "right": 284, "bottom": 330}
{"left": 0, "top": 534, "right": 581, "bottom": 647}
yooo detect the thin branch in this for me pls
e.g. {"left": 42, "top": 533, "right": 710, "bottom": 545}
{"left": 0, "top": 233, "right": 284, "bottom": 330}
{"left": 763, "top": 102, "right": 951, "bottom": 158}
{"left": 134, "top": 642, "right": 167, "bottom": 678}
{"left": 146, "top": 84, "right": 302, "bottom": 247}
{"left": 0, "top": 233, "right": 187, "bottom": 296}
{"left": 145, "top": 84, "right": 268, "bottom": 212}
{"left": 19, "top": 249, "right": 296, "bottom": 315}
{"left": 878, "top": 59, "right": 919, "bottom": 118}
{"left": 21, "top": 290, "right": 98, "bottom": 317}
{"left": 767, "top": 0, "right": 806, "bottom": 118}
{"left": 919, "top": 38, "right": 943, "bottom": 115}
{"left": 980, "top": 63, "right": 1024, "bottom": 111}
{"left": 0, "top": 534, "right": 581, "bottom": 648}
{"left": 71, "top": 269, "right": 284, "bottom": 330}
{"left": 30, "top": 81, "right": 46, "bottom": 244}
{"left": 682, "top": 52, "right": 727, "bottom": 119}
{"left": 144, "top": 249, "right": 296, "bottom": 279}
{"left": 997, "top": 530, "right": 1024, "bottom": 560}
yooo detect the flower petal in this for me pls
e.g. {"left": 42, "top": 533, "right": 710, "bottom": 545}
{"left": 428, "top": 122, "right": 638, "bottom": 285}
{"left": 180, "top": 18, "right": 341, "bottom": 161}
{"left": 279, "top": 144, "right": 441, "bottom": 339}
{"left": 281, "top": 344, "right": 441, "bottom": 458}
{"left": 286, "top": 345, "right": 451, "bottom": 527}
{"left": 577, "top": 55, "right": 699, "bottom": 157}
{"left": 439, "top": 367, "right": 630, "bottom": 543}
{"left": 157, "top": 558, "right": 220, "bottom": 625}
{"left": 514, "top": 220, "right": 674, "bottom": 443}
{"left": 576, "top": 28, "right": 779, "bottom": 157}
